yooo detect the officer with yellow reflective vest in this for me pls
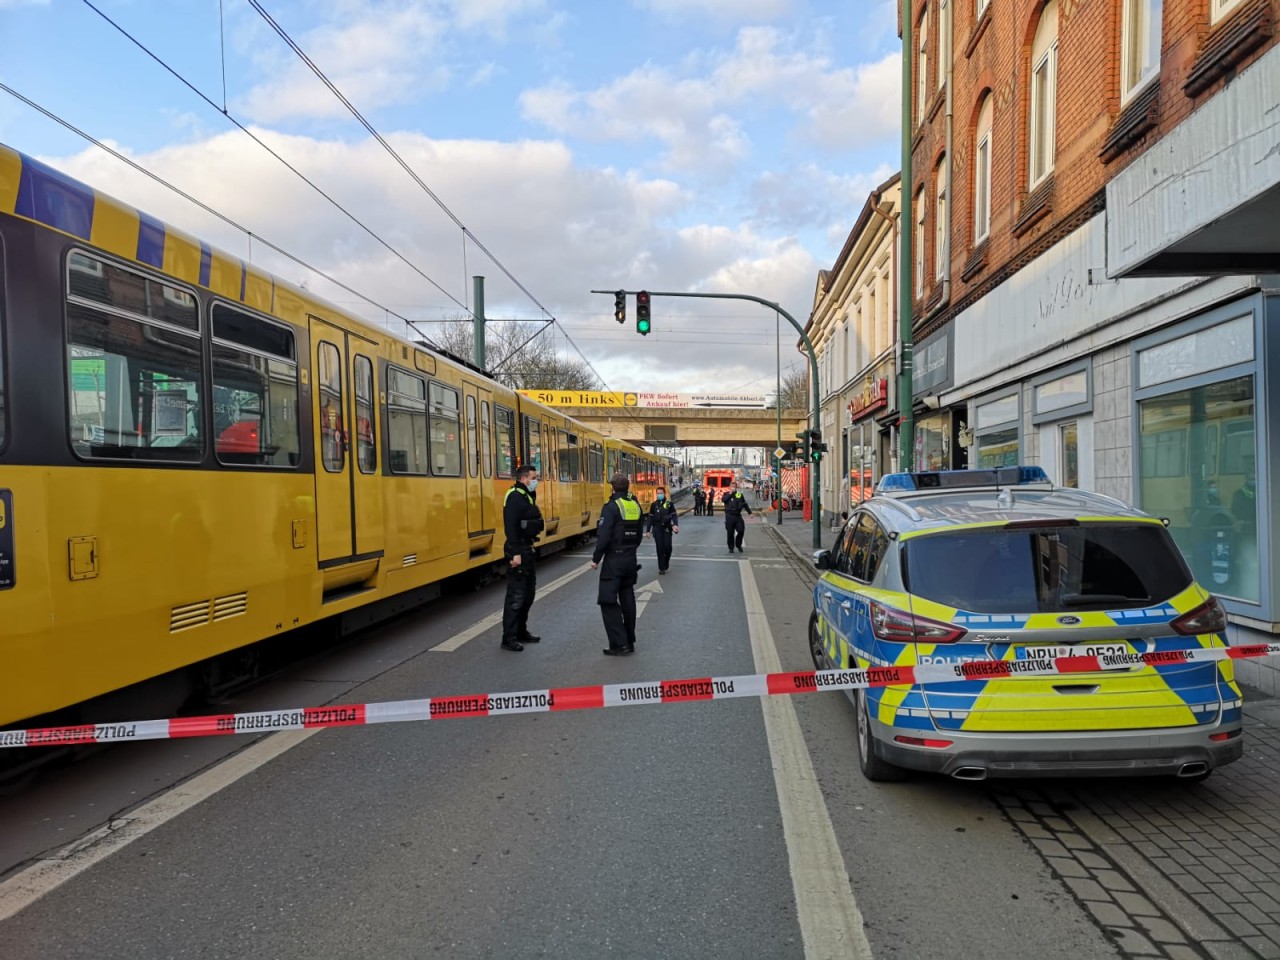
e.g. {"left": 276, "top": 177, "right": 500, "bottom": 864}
{"left": 500, "top": 463, "right": 544, "bottom": 652}
{"left": 592, "top": 473, "right": 645, "bottom": 656}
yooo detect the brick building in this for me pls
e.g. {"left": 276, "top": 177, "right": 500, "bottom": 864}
{"left": 903, "top": 0, "right": 1280, "bottom": 689}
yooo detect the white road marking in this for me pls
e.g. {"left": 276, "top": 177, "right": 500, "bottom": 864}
{"left": 430, "top": 561, "right": 594, "bottom": 652}
{"left": 740, "top": 560, "right": 873, "bottom": 960}
{"left": 0, "top": 729, "right": 318, "bottom": 923}
{"left": 635, "top": 579, "right": 663, "bottom": 619}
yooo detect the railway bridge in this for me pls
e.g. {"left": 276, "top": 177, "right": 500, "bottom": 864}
{"left": 552, "top": 406, "right": 809, "bottom": 447}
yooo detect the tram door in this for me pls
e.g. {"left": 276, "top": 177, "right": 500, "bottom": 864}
{"left": 310, "top": 317, "right": 385, "bottom": 570}
{"left": 463, "top": 382, "right": 492, "bottom": 537}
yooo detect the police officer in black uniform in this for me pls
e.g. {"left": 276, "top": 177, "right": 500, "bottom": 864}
{"left": 645, "top": 485, "right": 680, "bottom": 575}
{"left": 693, "top": 486, "right": 704, "bottom": 516}
{"left": 500, "top": 463, "right": 544, "bottom": 652}
{"left": 592, "top": 473, "right": 645, "bottom": 655}
{"left": 723, "top": 480, "right": 753, "bottom": 553}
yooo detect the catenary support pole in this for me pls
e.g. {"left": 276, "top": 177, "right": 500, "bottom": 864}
{"left": 898, "top": 0, "right": 915, "bottom": 472}
{"left": 472, "top": 275, "right": 486, "bottom": 370}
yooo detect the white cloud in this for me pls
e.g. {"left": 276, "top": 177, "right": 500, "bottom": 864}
{"left": 467, "top": 62, "right": 500, "bottom": 87}
{"left": 237, "top": 5, "right": 449, "bottom": 123}
{"left": 751, "top": 162, "right": 895, "bottom": 232}
{"left": 520, "top": 26, "right": 899, "bottom": 175}
{"left": 635, "top": 0, "right": 795, "bottom": 23}
{"left": 447, "top": 0, "right": 545, "bottom": 36}
{"left": 38, "top": 131, "right": 816, "bottom": 392}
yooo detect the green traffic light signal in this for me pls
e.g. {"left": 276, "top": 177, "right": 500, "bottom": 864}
{"left": 636, "top": 290, "right": 651, "bottom": 336}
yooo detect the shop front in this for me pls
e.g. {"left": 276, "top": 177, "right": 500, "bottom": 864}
{"left": 846, "top": 370, "right": 890, "bottom": 508}
{"left": 912, "top": 325, "right": 966, "bottom": 471}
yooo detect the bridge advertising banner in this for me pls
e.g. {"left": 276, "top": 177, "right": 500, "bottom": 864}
{"left": 521, "top": 391, "right": 768, "bottom": 409}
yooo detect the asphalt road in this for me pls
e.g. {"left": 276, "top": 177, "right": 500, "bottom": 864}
{"left": 0, "top": 507, "right": 1120, "bottom": 960}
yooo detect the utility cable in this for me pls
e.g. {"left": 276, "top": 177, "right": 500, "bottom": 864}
{"left": 78, "top": 0, "right": 467, "bottom": 336}
{"left": 247, "top": 0, "right": 557, "bottom": 326}
{"left": 0, "top": 81, "right": 437, "bottom": 348}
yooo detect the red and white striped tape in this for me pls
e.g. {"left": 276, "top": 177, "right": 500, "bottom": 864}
{"left": 3, "top": 643, "right": 1277, "bottom": 749}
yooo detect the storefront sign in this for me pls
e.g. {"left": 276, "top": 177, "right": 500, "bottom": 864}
{"left": 913, "top": 325, "right": 953, "bottom": 398}
{"left": 848, "top": 378, "right": 888, "bottom": 421}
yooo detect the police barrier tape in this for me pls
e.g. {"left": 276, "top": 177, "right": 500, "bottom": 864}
{"left": 3, "top": 643, "right": 1279, "bottom": 749}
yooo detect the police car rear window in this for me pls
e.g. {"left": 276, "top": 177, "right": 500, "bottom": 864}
{"left": 902, "top": 523, "right": 1192, "bottom": 614}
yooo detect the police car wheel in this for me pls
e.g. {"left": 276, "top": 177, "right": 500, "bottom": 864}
{"left": 855, "top": 690, "right": 907, "bottom": 782}
{"left": 808, "top": 614, "right": 825, "bottom": 670}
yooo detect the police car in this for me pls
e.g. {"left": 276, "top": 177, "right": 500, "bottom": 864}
{"left": 810, "top": 466, "right": 1244, "bottom": 782}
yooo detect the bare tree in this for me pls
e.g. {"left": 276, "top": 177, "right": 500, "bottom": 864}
{"left": 430, "top": 316, "right": 602, "bottom": 391}
{"left": 777, "top": 366, "right": 810, "bottom": 411}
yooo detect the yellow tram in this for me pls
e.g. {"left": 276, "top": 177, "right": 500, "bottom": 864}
{"left": 0, "top": 145, "right": 666, "bottom": 729}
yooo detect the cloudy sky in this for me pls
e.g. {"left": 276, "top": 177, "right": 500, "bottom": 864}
{"left": 0, "top": 0, "right": 900, "bottom": 401}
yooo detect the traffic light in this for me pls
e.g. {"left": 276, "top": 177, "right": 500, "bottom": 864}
{"left": 808, "top": 429, "right": 827, "bottom": 463}
{"left": 614, "top": 290, "right": 626, "bottom": 324}
{"left": 636, "top": 290, "right": 651, "bottom": 336}
{"left": 795, "top": 431, "right": 810, "bottom": 462}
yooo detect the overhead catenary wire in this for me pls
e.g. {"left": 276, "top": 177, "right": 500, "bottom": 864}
{"left": 247, "top": 0, "right": 558, "bottom": 326}
{"left": 0, "top": 81, "right": 437, "bottom": 350}
{"left": 77, "top": 0, "right": 465, "bottom": 341}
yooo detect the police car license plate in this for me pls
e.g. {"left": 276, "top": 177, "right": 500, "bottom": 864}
{"left": 1015, "top": 642, "right": 1133, "bottom": 660}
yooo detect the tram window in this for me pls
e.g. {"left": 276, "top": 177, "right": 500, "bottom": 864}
{"left": 522, "top": 416, "right": 542, "bottom": 476}
{"left": 551, "top": 426, "right": 563, "bottom": 481}
{"left": 563, "top": 432, "right": 579, "bottom": 481}
{"left": 588, "top": 442, "right": 603, "bottom": 483}
{"left": 0, "top": 250, "right": 5, "bottom": 451}
{"left": 495, "top": 404, "right": 516, "bottom": 478}
{"left": 466, "top": 394, "right": 479, "bottom": 478}
{"left": 66, "top": 300, "right": 204, "bottom": 462}
{"left": 354, "top": 356, "right": 376, "bottom": 474}
{"left": 210, "top": 304, "right": 299, "bottom": 468}
{"left": 481, "top": 400, "right": 493, "bottom": 479}
{"left": 317, "top": 342, "right": 345, "bottom": 473}
{"left": 387, "top": 367, "right": 428, "bottom": 475}
{"left": 429, "top": 382, "right": 461, "bottom": 476}
{"left": 68, "top": 251, "right": 198, "bottom": 332}
{"left": 622, "top": 453, "right": 635, "bottom": 479}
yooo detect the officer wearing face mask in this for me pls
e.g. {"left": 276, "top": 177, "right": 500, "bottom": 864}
{"left": 500, "top": 463, "right": 544, "bottom": 652}
{"left": 645, "top": 485, "right": 680, "bottom": 575}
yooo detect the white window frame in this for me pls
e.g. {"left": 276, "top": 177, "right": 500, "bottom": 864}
{"left": 974, "top": 97, "right": 993, "bottom": 243}
{"left": 917, "top": 7, "right": 930, "bottom": 122}
{"left": 1029, "top": 3, "right": 1058, "bottom": 189}
{"left": 935, "top": 158, "right": 948, "bottom": 278}
{"left": 915, "top": 190, "right": 926, "bottom": 299}
{"left": 1121, "top": 0, "right": 1162, "bottom": 102}
{"left": 938, "top": 0, "right": 950, "bottom": 90}
{"left": 1211, "top": 0, "right": 1245, "bottom": 24}
{"left": 977, "top": 0, "right": 990, "bottom": 16}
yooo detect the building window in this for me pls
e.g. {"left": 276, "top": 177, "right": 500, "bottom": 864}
{"left": 1059, "top": 421, "right": 1079, "bottom": 488}
{"left": 1029, "top": 0, "right": 1059, "bottom": 188}
{"left": 915, "top": 189, "right": 926, "bottom": 298}
{"left": 935, "top": 156, "right": 948, "bottom": 279}
{"left": 974, "top": 96, "right": 993, "bottom": 243}
{"left": 1211, "top": 0, "right": 1245, "bottom": 24}
{"left": 938, "top": 0, "right": 950, "bottom": 91}
{"left": 917, "top": 7, "right": 930, "bottom": 122}
{"left": 974, "top": 392, "right": 1020, "bottom": 468}
{"left": 1139, "top": 377, "right": 1257, "bottom": 602}
{"left": 1121, "top": 0, "right": 1162, "bottom": 100}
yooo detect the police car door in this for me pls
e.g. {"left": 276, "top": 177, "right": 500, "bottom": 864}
{"left": 820, "top": 513, "right": 874, "bottom": 669}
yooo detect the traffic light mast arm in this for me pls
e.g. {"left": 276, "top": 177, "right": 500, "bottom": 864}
{"left": 589, "top": 289, "right": 822, "bottom": 548}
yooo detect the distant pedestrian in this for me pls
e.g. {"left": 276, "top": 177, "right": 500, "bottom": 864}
{"left": 705, "top": 487, "right": 715, "bottom": 517}
{"left": 646, "top": 485, "right": 681, "bottom": 575}
{"left": 723, "top": 481, "right": 753, "bottom": 553}
{"left": 592, "top": 473, "right": 645, "bottom": 656}
{"left": 500, "top": 464, "right": 544, "bottom": 652}
{"left": 693, "top": 487, "right": 705, "bottom": 516}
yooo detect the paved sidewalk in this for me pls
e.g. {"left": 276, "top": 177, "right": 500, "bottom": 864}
{"left": 763, "top": 508, "right": 1280, "bottom": 959}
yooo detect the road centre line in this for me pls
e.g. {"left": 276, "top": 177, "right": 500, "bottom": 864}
{"left": 0, "top": 729, "right": 318, "bottom": 923}
{"left": 740, "top": 560, "right": 874, "bottom": 960}
{"left": 430, "top": 561, "right": 594, "bottom": 653}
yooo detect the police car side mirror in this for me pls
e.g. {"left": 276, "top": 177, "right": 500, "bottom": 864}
{"left": 813, "top": 550, "right": 832, "bottom": 570}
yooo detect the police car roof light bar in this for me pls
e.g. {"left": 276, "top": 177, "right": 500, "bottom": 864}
{"left": 876, "top": 465, "right": 1052, "bottom": 496}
